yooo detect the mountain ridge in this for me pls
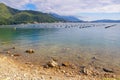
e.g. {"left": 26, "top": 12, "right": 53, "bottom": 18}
{"left": 0, "top": 3, "right": 83, "bottom": 25}
{"left": 91, "top": 19, "right": 120, "bottom": 23}
{"left": 0, "top": 3, "right": 120, "bottom": 25}
{"left": 50, "top": 13, "right": 83, "bottom": 22}
{"left": 0, "top": 3, "right": 63, "bottom": 25}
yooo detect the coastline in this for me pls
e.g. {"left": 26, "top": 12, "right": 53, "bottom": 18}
{"left": 0, "top": 54, "right": 98, "bottom": 80}
{"left": 0, "top": 1, "right": 120, "bottom": 80}
{"left": 0, "top": 23, "right": 120, "bottom": 80}
{"left": 0, "top": 50, "right": 120, "bottom": 80}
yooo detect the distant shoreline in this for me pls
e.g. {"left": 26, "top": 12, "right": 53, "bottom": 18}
{"left": 0, "top": 22, "right": 120, "bottom": 26}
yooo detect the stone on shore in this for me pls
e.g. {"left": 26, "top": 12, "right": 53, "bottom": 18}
{"left": 62, "top": 62, "right": 76, "bottom": 69}
{"left": 81, "top": 66, "right": 99, "bottom": 76}
{"left": 13, "top": 54, "right": 20, "bottom": 57}
{"left": 6, "top": 51, "right": 11, "bottom": 54}
{"left": 25, "top": 49, "right": 35, "bottom": 54}
{"left": 62, "top": 62, "right": 71, "bottom": 67}
{"left": 12, "top": 47, "right": 16, "bottom": 49}
{"left": 103, "top": 68, "right": 114, "bottom": 73}
{"left": 46, "top": 60, "right": 58, "bottom": 68}
{"left": 91, "top": 57, "right": 97, "bottom": 60}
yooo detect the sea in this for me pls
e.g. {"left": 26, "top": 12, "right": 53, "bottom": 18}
{"left": 0, "top": 23, "right": 120, "bottom": 67}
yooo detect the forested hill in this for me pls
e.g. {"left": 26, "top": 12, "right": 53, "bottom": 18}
{"left": 0, "top": 3, "right": 64, "bottom": 25}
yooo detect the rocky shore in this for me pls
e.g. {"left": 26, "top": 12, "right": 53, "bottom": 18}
{"left": 0, "top": 55, "right": 99, "bottom": 80}
{"left": 0, "top": 47, "right": 120, "bottom": 80}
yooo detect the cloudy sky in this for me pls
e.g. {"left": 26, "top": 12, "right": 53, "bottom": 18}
{"left": 0, "top": 0, "right": 120, "bottom": 21}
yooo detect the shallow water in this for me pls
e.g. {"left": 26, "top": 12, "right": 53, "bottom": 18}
{"left": 0, "top": 23, "right": 120, "bottom": 67}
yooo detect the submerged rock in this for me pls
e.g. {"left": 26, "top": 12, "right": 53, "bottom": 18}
{"left": 1, "top": 42, "right": 8, "bottom": 45}
{"left": 12, "top": 47, "right": 16, "bottom": 49}
{"left": 25, "top": 49, "right": 35, "bottom": 54}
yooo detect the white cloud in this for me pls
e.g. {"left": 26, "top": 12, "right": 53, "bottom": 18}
{"left": 0, "top": 0, "right": 30, "bottom": 9}
{"left": 32, "top": 0, "right": 120, "bottom": 15}
{"left": 0, "top": 0, "right": 120, "bottom": 18}
{"left": 97, "top": 4, "right": 120, "bottom": 12}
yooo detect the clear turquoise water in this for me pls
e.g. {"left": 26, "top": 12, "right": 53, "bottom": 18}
{"left": 0, "top": 23, "right": 120, "bottom": 66}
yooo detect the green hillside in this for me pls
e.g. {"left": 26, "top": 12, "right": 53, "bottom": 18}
{"left": 0, "top": 3, "right": 62, "bottom": 25}
{"left": 0, "top": 3, "right": 12, "bottom": 19}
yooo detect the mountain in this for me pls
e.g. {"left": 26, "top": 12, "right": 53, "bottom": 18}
{"left": 0, "top": 3, "right": 63, "bottom": 25}
{"left": 91, "top": 19, "right": 120, "bottom": 23}
{"left": 50, "top": 13, "right": 83, "bottom": 22}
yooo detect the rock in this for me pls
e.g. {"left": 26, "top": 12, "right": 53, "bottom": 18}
{"left": 61, "top": 70, "right": 66, "bottom": 73}
{"left": 46, "top": 60, "right": 58, "bottom": 67}
{"left": 41, "top": 76, "right": 45, "bottom": 79}
{"left": 103, "top": 73, "right": 116, "bottom": 78}
{"left": 81, "top": 66, "right": 93, "bottom": 75}
{"left": 81, "top": 66, "right": 99, "bottom": 76}
{"left": 25, "top": 49, "right": 34, "bottom": 54}
{"left": 91, "top": 57, "right": 97, "bottom": 60}
{"left": 11, "top": 55, "right": 14, "bottom": 57}
{"left": 6, "top": 51, "right": 11, "bottom": 54}
{"left": 43, "top": 65, "right": 49, "bottom": 68}
{"left": 62, "top": 62, "right": 71, "bottom": 67}
{"left": 62, "top": 62, "right": 76, "bottom": 69}
{"left": 77, "top": 56, "right": 81, "bottom": 59}
{"left": 103, "top": 68, "right": 114, "bottom": 73}
{"left": 12, "top": 47, "right": 15, "bottom": 49}
{"left": 49, "top": 76, "right": 52, "bottom": 79}
{"left": 13, "top": 54, "right": 20, "bottom": 56}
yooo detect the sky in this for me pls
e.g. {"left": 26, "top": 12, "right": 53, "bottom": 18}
{"left": 0, "top": 0, "right": 120, "bottom": 21}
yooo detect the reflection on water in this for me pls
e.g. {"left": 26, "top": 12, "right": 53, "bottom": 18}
{"left": 0, "top": 23, "right": 120, "bottom": 66}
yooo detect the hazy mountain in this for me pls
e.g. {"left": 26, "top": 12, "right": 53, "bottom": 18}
{"left": 50, "top": 13, "right": 83, "bottom": 22}
{"left": 91, "top": 19, "right": 120, "bottom": 23}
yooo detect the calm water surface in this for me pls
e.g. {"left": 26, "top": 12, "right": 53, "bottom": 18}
{"left": 0, "top": 23, "right": 120, "bottom": 66}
